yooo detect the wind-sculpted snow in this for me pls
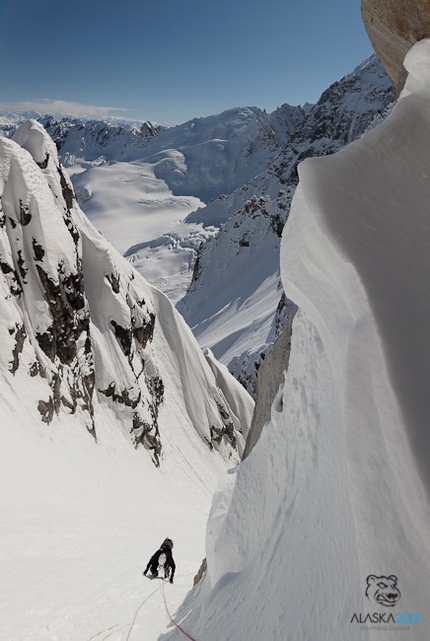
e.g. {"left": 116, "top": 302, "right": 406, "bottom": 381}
{"left": 161, "top": 41, "right": 430, "bottom": 641}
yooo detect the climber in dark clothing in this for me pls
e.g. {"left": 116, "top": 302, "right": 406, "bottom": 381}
{"left": 143, "top": 538, "right": 176, "bottom": 583}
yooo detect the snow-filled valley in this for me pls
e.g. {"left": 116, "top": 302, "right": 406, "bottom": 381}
{"left": 1, "top": 30, "right": 430, "bottom": 641}
{"left": 1, "top": 57, "right": 394, "bottom": 327}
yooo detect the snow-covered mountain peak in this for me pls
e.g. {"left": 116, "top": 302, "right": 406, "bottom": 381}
{"left": 40, "top": 105, "right": 305, "bottom": 206}
{"left": 168, "top": 106, "right": 265, "bottom": 142}
{"left": 39, "top": 115, "right": 165, "bottom": 165}
{"left": 3, "top": 104, "right": 309, "bottom": 306}
{"left": 10, "top": 117, "right": 56, "bottom": 166}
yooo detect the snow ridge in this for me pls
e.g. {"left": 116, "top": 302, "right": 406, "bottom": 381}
{"left": 0, "top": 119, "right": 253, "bottom": 462}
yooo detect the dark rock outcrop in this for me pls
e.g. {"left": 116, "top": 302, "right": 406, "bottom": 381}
{"left": 243, "top": 307, "right": 296, "bottom": 459}
{"left": 362, "top": 0, "right": 430, "bottom": 93}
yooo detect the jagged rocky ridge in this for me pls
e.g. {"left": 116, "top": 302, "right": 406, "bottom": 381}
{"left": 40, "top": 116, "right": 165, "bottom": 163}
{"left": 179, "top": 54, "right": 396, "bottom": 395}
{"left": 0, "top": 120, "right": 253, "bottom": 463}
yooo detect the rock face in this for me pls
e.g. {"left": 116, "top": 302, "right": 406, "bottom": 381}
{"left": 242, "top": 306, "right": 296, "bottom": 459}
{"left": 362, "top": 0, "right": 430, "bottom": 93}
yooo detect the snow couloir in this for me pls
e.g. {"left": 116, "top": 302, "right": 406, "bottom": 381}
{"left": 0, "top": 119, "right": 255, "bottom": 639}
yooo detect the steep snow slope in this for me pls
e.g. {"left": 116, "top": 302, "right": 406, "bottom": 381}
{"left": 1, "top": 119, "right": 252, "bottom": 459}
{"left": 161, "top": 40, "right": 430, "bottom": 641}
{"left": 0, "top": 121, "right": 254, "bottom": 640}
{"left": 179, "top": 54, "right": 395, "bottom": 394}
{"left": 178, "top": 193, "right": 292, "bottom": 395}
{"left": 0, "top": 397, "right": 227, "bottom": 641}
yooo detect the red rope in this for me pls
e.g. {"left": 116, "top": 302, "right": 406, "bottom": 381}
{"left": 161, "top": 581, "right": 198, "bottom": 641}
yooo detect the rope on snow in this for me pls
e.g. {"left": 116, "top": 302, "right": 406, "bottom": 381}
{"left": 90, "top": 574, "right": 198, "bottom": 641}
{"left": 125, "top": 583, "right": 164, "bottom": 641}
{"left": 161, "top": 580, "right": 198, "bottom": 641}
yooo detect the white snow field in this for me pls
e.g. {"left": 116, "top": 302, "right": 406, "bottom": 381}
{"left": 70, "top": 159, "right": 208, "bottom": 304}
{"left": 159, "top": 40, "right": 430, "bottom": 641}
{"left": 0, "top": 409, "right": 225, "bottom": 641}
{"left": 70, "top": 159, "right": 205, "bottom": 256}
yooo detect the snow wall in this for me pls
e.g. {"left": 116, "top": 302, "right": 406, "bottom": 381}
{"left": 161, "top": 39, "right": 430, "bottom": 641}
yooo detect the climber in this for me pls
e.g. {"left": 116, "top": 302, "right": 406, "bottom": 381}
{"left": 143, "top": 538, "right": 176, "bottom": 583}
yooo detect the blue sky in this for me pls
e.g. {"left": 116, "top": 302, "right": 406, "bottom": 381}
{"left": 0, "top": 0, "right": 373, "bottom": 125}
